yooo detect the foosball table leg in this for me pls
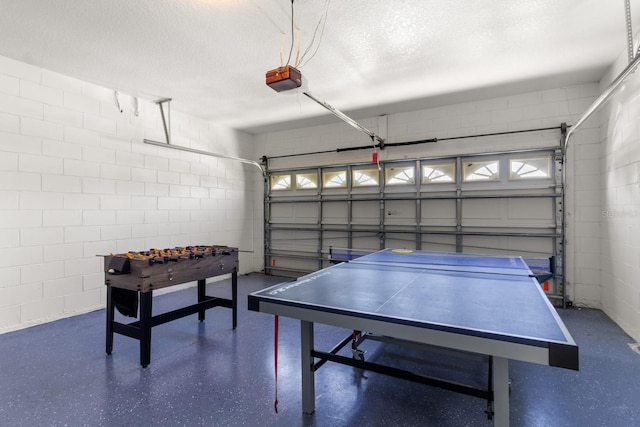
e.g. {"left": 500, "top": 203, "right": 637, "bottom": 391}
{"left": 197, "top": 279, "right": 206, "bottom": 322}
{"left": 139, "top": 291, "right": 153, "bottom": 368}
{"left": 232, "top": 270, "right": 238, "bottom": 329}
{"left": 105, "top": 285, "right": 114, "bottom": 355}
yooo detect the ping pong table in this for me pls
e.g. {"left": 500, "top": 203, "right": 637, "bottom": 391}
{"left": 248, "top": 249, "right": 579, "bottom": 426}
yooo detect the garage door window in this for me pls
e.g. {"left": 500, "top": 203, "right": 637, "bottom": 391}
{"left": 422, "top": 162, "right": 455, "bottom": 183}
{"left": 296, "top": 173, "right": 318, "bottom": 189}
{"left": 463, "top": 160, "right": 500, "bottom": 182}
{"left": 510, "top": 157, "right": 550, "bottom": 180}
{"left": 270, "top": 174, "right": 292, "bottom": 191}
{"left": 352, "top": 168, "right": 379, "bottom": 187}
{"left": 386, "top": 165, "right": 415, "bottom": 185}
{"left": 323, "top": 170, "right": 347, "bottom": 188}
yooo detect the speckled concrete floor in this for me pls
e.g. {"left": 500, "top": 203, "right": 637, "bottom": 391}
{"left": 0, "top": 273, "right": 639, "bottom": 426}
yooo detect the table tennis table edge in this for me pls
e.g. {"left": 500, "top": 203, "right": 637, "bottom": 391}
{"left": 248, "top": 297, "right": 576, "bottom": 369}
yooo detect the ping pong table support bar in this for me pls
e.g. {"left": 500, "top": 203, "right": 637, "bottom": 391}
{"left": 295, "top": 322, "right": 518, "bottom": 425}
{"left": 310, "top": 349, "right": 492, "bottom": 401}
{"left": 304, "top": 330, "right": 508, "bottom": 419}
{"left": 311, "top": 334, "right": 354, "bottom": 372}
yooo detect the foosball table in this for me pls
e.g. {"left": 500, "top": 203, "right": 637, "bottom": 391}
{"left": 102, "top": 245, "right": 238, "bottom": 367}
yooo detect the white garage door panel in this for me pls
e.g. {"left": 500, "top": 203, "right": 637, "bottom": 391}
{"left": 462, "top": 199, "right": 503, "bottom": 219}
{"left": 508, "top": 198, "right": 554, "bottom": 220}
{"left": 323, "top": 235, "right": 349, "bottom": 253}
{"left": 269, "top": 229, "right": 297, "bottom": 248}
{"left": 352, "top": 201, "right": 381, "bottom": 222}
{"left": 462, "top": 235, "right": 511, "bottom": 256}
{"left": 385, "top": 234, "right": 416, "bottom": 251}
{"left": 322, "top": 202, "right": 348, "bottom": 221}
{"left": 270, "top": 256, "right": 318, "bottom": 271}
{"left": 270, "top": 203, "right": 293, "bottom": 219}
{"left": 294, "top": 202, "right": 319, "bottom": 219}
{"left": 385, "top": 200, "right": 416, "bottom": 225}
{"left": 421, "top": 235, "right": 458, "bottom": 252}
{"left": 462, "top": 198, "right": 555, "bottom": 228}
{"left": 421, "top": 199, "right": 456, "bottom": 226}
{"left": 271, "top": 230, "right": 319, "bottom": 252}
{"left": 507, "top": 236, "right": 554, "bottom": 256}
{"left": 463, "top": 235, "right": 554, "bottom": 257}
{"left": 351, "top": 235, "right": 381, "bottom": 251}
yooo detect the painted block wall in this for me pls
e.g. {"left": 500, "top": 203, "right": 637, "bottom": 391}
{"left": 254, "top": 82, "right": 601, "bottom": 307}
{"left": 0, "top": 55, "right": 263, "bottom": 333}
{"left": 598, "top": 51, "right": 640, "bottom": 344}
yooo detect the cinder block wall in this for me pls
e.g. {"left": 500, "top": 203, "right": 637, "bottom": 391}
{"left": 598, "top": 51, "right": 640, "bottom": 344}
{"left": 0, "top": 55, "right": 263, "bottom": 333}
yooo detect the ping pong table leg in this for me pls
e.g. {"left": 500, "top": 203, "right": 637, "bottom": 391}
{"left": 301, "top": 320, "right": 315, "bottom": 414}
{"left": 492, "top": 356, "right": 509, "bottom": 427}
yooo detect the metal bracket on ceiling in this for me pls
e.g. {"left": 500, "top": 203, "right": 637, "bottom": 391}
{"left": 155, "top": 97, "right": 172, "bottom": 144}
{"left": 134, "top": 97, "right": 140, "bottom": 117}
{"left": 114, "top": 91, "right": 123, "bottom": 113}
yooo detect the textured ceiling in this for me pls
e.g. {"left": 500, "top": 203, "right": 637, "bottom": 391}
{"left": 0, "top": 0, "right": 637, "bottom": 133}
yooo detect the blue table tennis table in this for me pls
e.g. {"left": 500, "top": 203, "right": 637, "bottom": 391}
{"left": 248, "top": 249, "right": 579, "bottom": 426}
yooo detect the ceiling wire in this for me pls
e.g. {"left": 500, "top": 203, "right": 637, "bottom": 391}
{"left": 279, "top": 33, "right": 285, "bottom": 66}
{"left": 298, "top": 0, "right": 331, "bottom": 68}
{"left": 294, "top": 28, "right": 301, "bottom": 66}
{"left": 279, "top": 0, "right": 331, "bottom": 69}
{"left": 251, "top": 0, "right": 286, "bottom": 33}
{"left": 285, "top": 0, "right": 295, "bottom": 66}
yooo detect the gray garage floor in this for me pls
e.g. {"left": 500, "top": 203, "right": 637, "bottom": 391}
{"left": 0, "top": 273, "right": 639, "bottom": 426}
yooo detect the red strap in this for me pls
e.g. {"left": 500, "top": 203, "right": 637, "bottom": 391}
{"left": 274, "top": 315, "right": 279, "bottom": 413}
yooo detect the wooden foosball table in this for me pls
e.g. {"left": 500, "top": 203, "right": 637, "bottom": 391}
{"left": 102, "top": 245, "right": 238, "bottom": 367}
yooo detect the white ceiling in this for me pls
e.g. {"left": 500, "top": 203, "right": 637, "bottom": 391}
{"left": 0, "top": 0, "right": 637, "bottom": 134}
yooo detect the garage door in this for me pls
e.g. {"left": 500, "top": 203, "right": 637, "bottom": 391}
{"left": 265, "top": 148, "right": 564, "bottom": 305}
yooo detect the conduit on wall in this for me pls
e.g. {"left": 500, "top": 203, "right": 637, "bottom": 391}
{"left": 561, "top": 2, "right": 640, "bottom": 305}
{"left": 142, "top": 98, "right": 265, "bottom": 176}
{"left": 566, "top": 0, "right": 640, "bottom": 148}
{"left": 564, "top": 51, "right": 640, "bottom": 149}
{"left": 143, "top": 139, "right": 265, "bottom": 175}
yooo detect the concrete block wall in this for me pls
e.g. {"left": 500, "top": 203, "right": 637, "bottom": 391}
{"left": 0, "top": 55, "right": 263, "bottom": 333}
{"left": 255, "top": 82, "right": 600, "bottom": 307}
{"left": 598, "top": 51, "right": 640, "bottom": 344}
